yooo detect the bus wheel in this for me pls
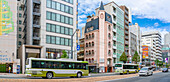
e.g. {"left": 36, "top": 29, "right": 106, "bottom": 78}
{"left": 77, "top": 72, "right": 82, "bottom": 78}
{"left": 46, "top": 72, "right": 53, "bottom": 79}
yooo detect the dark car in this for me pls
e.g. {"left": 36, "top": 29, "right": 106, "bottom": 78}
{"left": 162, "top": 68, "right": 168, "bottom": 72}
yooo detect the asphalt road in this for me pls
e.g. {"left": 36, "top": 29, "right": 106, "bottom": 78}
{"left": 103, "top": 71, "right": 170, "bottom": 82}
{"left": 0, "top": 73, "right": 118, "bottom": 79}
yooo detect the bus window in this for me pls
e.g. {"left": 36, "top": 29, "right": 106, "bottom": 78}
{"left": 40, "top": 61, "right": 46, "bottom": 68}
{"left": 32, "top": 60, "right": 40, "bottom": 68}
{"left": 115, "top": 64, "right": 122, "bottom": 67}
{"left": 46, "top": 61, "right": 53, "bottom": 68}
{"left": 54, "top": 62, "right": 60, "bottom": 69}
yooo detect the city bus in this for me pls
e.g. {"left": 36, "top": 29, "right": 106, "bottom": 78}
{"left": 115, "top": 63, "right": 139, "bottom": 75}
{"left": 25, "top": 58, "right": 89, "bottom": 79}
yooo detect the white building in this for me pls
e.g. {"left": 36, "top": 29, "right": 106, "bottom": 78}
{"left": 141, "top": 31, "right": 162, "bottom": 62}
{"left": 0, "top": 0, "right": 20, "bottom": 73}
{"left": 164, "top": 32, "right": 170, "bottom": 45}
{"left": 18, "top": 0, "right": 78, "bottom": 74}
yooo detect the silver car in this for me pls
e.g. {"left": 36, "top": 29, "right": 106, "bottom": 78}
{"left": 139, "top": 67, "right": 153, "bottom": 76}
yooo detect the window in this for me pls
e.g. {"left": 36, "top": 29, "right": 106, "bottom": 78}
{"left": 92, "top": 42, "right": 94, "bottom": 46}
{"left": 46, "top": 0, "right": 51, "bottom": 8}
{"left": 69, "top": 29, "right": 73, "bottom": 35}
{"left": 65, "top": 28, "right": 69, "bottom": 35}
{"left": 86, "top": 43, "right": 88, "bottom": 47}
{"left": 52, "top": 1, "right": 56, "bottom": 9}
{"left": 70, "top": 7, "right": 73, "bottom": 14}
{"left": 108, "top": 33, "right": 111, "bottom": 39}
{"left": 69, "top": 18, "right": 73, "bottom": 25}
{"left": 18, "top": 41, "right": 22, "bottom": 45}
{"left": 92, "top": 50, "right": 94, "bottom": 54}
{"left": 108, "top": 25, "right": 111, "bottom": 31}
{"left": 61, "top": 15, "right": 65, "bottom": 23}
{"left": 108, "top": 42, "right": 111, "bottom": 47}
{"left": 19, "top": 13, "right": 22, "bottom": 18}
{"left": 19, "top": 7, "right": 22, "bottom": 10}
{"left": 61, "top": 26, "right": 65, "bottom": 34}
{"left": 32, "top": 60, "right": 40, "bottom": 68}
{"left": 52, "top": 13, "right": 56, "bottom": 21}
{"left": 65, "top": 38, "right": 69, "bottom": 46}
{"left": 86, "top": 51, "right": 88, "bottom": 55}
{"left": 56, "top": 2, "right": 60, "bottom": 10}
{"left": 19, "top": 34, "right": 22, "bottom": 38}
{"left": 51, "top": 36, "right": 55, "bottom": 44}
{"left": 46, "top": 11, "right": 51, "bottom": 20}
{"left": 70, "top": 0, "right": 73, "bottom": 4}
{"left": 65, "top": 16, "right": 69, "bottom": 24}
{"left": 89, "top": 34, "right": 91, "bottom": 38}
{"left": 19, "top": 27, "right": 22, "bottom": 31}
{"left": 89, "top": 50, "right": 91, "bottom": 55}
{"left": 46, "top": 35, "right": 51, "bottom": 43}
{"left": 50, "top": 24, "right": 55, "bottom": 32}
{"left": 92, "top": 33, "right": 94, "bottom": 38}
{"left": 46, "top": 23, "right": 51, "bottom": 32}
{"left": 56, "top": 14, "right": 60, "bottom": 22}
{"left": 40, "top": 61, "right": 46, "bottom": 68}
{"left": 108, "top": 50, "right": 111, "bottom": 55}
{"left": 19, "top": 20, "right": 22, "bottom": 24}
{"left": 56, "top": 37, "right": 60, "bottom": 45}
{"left": 89, "top": 42, "right": 91, "bottom": 47}
{"left": 61, "top": 4, "right": 65, "bottom": 12}
{"left": 65, "top": 5, "right": 69, "bottom": 13}
{"left": 61, "top": 38, "right": 65, "bottom": 45}
{"left": 86, "top": 35, "right": 88, "bottom": 39}
{"left": 56, "top": 25, "right": 60, "bottom": 33}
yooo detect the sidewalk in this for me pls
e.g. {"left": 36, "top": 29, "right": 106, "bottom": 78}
{"left": 89, "top": 72, "right": 116, "bottom": 76}
{"left": 0, "top": 73, "right": 26, "bottom": 77}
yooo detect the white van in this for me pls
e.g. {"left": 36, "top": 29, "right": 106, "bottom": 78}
{"left": 139, "top": 67, "right": 153, "bottom": 76}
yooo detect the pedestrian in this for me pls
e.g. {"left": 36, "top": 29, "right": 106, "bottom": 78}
{"left": 9, "top": 66, "right": 11, "bottom": 73}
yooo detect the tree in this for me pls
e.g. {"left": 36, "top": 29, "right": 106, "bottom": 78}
{"left": 155, "top": 59, "right": 159, "bottom": 66}
{"left": 61, "top": 50, "right": 68, "bottom": 58}
{"left": 132, "top": 51, "right": 140, "bottom": 64}
{"left": 120, "top": 52, "right": 127, "bottom": 63}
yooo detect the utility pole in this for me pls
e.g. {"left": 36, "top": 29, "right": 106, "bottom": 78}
{"left": 71, "top": 29, "right": 79, "bottom": 59}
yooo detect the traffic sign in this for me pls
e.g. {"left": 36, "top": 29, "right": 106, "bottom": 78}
{"left": 77, "top": 45, "right": 80, "bottom": 51}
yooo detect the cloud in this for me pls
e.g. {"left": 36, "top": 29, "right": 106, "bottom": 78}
{"left": 78, "top": 0, "right": 170, "bottom": 23}
{"left": 154, "top": 23, "right": 159, "bottom": 27}
{"left": 141, "top": 27, "right": 169, "bottom": 44}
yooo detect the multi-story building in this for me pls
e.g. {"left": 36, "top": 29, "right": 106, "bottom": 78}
{"left": 129, "top": 23, "right": 141, "bottom": 63}
{"left": 77, "top": 38, "right": 85, "bottom": 61}
{"left": 164, "top": 32, "right": 170, "bottom": 45}
{"left": 0, "top": 0, "right": 20, "bottom": 73}
{"left": 95, "top": 1, "right": 125, "bottom": 64}
{"left": 141, "top": 38, "right": 156, "bottom": 65}
{"left": 162, "top": 45, "right": 170, "bottom": 64}
{"left": 141, "top": 45, "right": 152, "bottom": 66}
{"left": 18, "top": 0, "right": 78, "bottom": 74}
{"left": 84, "top": 2, "right": 113, "bottom": 73}
{"left": 120, "top": 6, "right": 130, "bottom": 59}
{"left": 142, "top": 31, "right": 162, "bottom": 62}
{"left": 129, "top": 32, "right": 137, "bottom": 63}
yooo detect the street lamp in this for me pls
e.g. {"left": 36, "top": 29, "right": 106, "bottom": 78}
{"left": 71, "top": 29, "right": 79, "bottom": 59}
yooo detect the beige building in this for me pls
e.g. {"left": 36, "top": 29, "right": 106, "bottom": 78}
{"left": 84, "top": 2, "right": 113, "bottom": 73}
{"left": 0, "top": 0, "right": 20, "bottom": 73}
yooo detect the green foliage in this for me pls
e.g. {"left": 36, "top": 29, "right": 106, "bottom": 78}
{"left": 120, "top": 52, "right": 127, "bottom": 63}
{"left": 132, "top": 51, "right": 140, "bottom": 64}
{"left": 61, "top": 50, "right": 68, "bottom": 58}
{"left": 155, "top": 59, "right": 160, "bottom": 66}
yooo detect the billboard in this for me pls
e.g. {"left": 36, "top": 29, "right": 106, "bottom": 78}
{"left": 142, "top": 45, "right": 149, "bottom": 59}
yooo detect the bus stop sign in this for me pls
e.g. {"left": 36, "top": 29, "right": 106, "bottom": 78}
{"left": 77, "top": 45, "right": 80, "bottom": 51}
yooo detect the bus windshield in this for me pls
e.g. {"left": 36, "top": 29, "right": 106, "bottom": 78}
{"left": 115, "top": 64, "right": 122, "bottom": 67}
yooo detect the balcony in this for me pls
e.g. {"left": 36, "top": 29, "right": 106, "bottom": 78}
{"left": 113, "top": 36, "right": 116, "bottom": 41}
{"left": 33, "top": 0, "right": 41, "bottom": 4}
{"left": 33, "top": 20, "right": 41, "bottom": 28}
{"left": 33, "top": 8, "right": 41, "bottom": 16}
{"left": 125, "top": 36, "right": 129, "bottom": 39}
{"left": 125, "top": 20, "right": 129, "bottom": 24}
{"left": 33, "top": 33, "right": 40, "bottom": 40}
{"left": 125, "top": 30, "right": 129, "bottom": 34}
{"left": 125, "top": 25, "right": 128, "bottom": 29}
{"left": 113, "top": 44, "right": 117, "bottom": 49}
{"left": 125, "top": 15, "right": 129, "bottom": 19}
{"left": 125, "top": 41, "right": 129, "bottom": 44}
{"left": 113, "top": 54, "right": 117, "bottom": 58}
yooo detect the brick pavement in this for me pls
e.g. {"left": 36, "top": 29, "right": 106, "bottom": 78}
{"left": 0, "top": 71, "right": 161, "bottom": 82}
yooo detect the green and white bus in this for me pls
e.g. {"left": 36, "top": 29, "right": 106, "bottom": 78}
{"left": 26, "top": 58, "right": 89, "bottom": 79}
{"left": 115, "top": 63, "right": 139, "bottom": 75}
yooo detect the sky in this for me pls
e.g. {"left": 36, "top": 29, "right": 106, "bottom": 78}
{"left": 78, "top": 0, "right": 170, "bottom": 43}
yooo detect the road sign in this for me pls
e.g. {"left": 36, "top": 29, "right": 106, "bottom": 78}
{"left": 77, "top": 45, "right": 80, "bottom": 51}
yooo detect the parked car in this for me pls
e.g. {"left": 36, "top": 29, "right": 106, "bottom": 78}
{"left": 139, "top": 67, "right": 153, "bottom": 76}
{"left": 162, "top": 68, "right": 168, "bottom": 72}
